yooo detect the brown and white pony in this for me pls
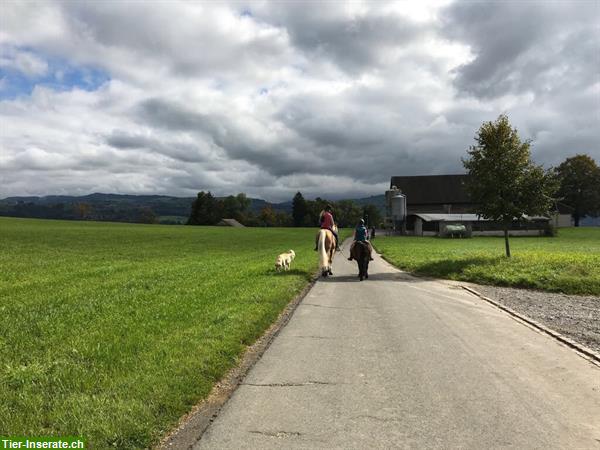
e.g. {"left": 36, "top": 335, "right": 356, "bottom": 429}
{"left": 317, "top": 225, "right": 336, "bottom": 277}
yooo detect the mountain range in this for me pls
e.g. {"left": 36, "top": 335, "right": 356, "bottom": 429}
{"left": 0, "top": 192, "right": 386, "bottom": 224}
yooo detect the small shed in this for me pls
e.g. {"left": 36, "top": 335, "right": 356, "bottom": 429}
{"left": 217, "top": 218, "right": 245, "bottom": 227}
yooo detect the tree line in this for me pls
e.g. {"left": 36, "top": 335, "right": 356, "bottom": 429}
{"left": 186, "top": 192, "right": 291, "bottom": 227}
{"left": 186, "top": 191, "right": 382, "bottom": 228}
{"left": 291, "top": 193, "right": 382, "bottom": 228}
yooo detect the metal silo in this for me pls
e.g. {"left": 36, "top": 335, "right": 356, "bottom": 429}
{"left": 391, "top": 192, "right": 406, "bottom": 222}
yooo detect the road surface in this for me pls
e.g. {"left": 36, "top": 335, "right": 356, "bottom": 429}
{"left": 195, "top": 240, "right": 600, "bottom": 449}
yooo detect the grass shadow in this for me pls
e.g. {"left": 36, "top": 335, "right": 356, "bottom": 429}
{"left": 269, "top": 268, "right": 313, "bottom": 279}
{"left": 412, "top": 256, "right": 500, "bottom": 278}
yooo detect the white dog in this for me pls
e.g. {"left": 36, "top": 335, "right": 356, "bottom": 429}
{"left": 275, "top": 249, "right": 295, "bottom": 271}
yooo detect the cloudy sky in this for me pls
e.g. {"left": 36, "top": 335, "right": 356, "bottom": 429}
{"left": 1, "top": 1, "right": 598, "bottom": 201}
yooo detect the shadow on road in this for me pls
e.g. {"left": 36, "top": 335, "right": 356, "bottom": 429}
{"left": 320, "top": 271, "right": 429, "bottom": 283}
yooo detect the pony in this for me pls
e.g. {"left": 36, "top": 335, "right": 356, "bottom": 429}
{"left": 350, "top": 241, "right": 370, "bottom": 281}
{"left": 317, "top": 225, "right": 336, "bottom": 277}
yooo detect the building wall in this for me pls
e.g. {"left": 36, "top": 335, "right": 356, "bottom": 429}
{"left": 473, "top": 230, "right": 549, "bottom": 236}
{"left": 407, "top": 203, "right": 473, "bottom": 214}
{"left": 553, "top": 213, "right": 573, "bottom": 228}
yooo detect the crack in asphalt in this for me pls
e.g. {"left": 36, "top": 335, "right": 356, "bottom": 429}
{"left": 302, "top": 303, "right": 376, "bottom": 310}
{"left": 241, "top": 380, "right": 337, "bottom": 387}
{"left": 291, "top": 335, "right": 338, "bottom": 340}
{"left": 248, "top": 430, "right": 302, "bottom": 438}
{"left": 353, "top": 414, "right": 402, "bottom": 423}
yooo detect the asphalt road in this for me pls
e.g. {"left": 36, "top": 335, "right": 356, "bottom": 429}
{"left": 195, "top": 241, "right": 600, "bottom": 449}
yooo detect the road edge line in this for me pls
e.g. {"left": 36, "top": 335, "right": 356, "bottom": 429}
{"left": 461, "top": 285, "right": 600, "bottom": 366}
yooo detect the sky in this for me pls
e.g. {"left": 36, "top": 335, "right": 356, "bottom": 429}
{"left": 1, "top": 0, "right": 598, "bottom": 202}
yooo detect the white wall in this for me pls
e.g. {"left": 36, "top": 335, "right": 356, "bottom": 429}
{"left": 553, "top": 213, "right": 573, "bottom": 228}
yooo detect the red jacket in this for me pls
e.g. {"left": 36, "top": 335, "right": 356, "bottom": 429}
{"left": 320, "top": 211, "right": 334, "bottom": 229}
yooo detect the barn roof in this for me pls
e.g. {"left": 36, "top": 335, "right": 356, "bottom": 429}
{"left": 390, "top": 174, "right": 470, "bottom": 204}
{"left": 218, "top": 218, "right": 245, "bottom": 227}
{"left": 555, "top": 202, "right": 574, "bottom": 214}
{"left": 411, "top": 213, "right": 485, "bottom": 222}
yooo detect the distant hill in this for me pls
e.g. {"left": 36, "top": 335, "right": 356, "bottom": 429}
{"left": 0, "top": 193, "right": 196, "bottom": 223}
{"left": 347, "top": 194, "right": 386, "bottom": 215}
{"left": 0, "top": 192, "right": 385, "bottom": 224}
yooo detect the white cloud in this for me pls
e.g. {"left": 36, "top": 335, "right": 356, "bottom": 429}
{"left": 0, "top": 47, "right": 49, "bottom": 77}
{"left": 0, "top": 0, "right": 598, "bottom": 201}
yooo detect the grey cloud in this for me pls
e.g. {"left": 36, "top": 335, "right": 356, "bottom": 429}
{"left": 105, "top": 130, "right": 211, "bottom": 163}
{"left": 136, "top": 99, "right": 214, "bottom": 133}
{"left": 253, "top": 2, "right": 427, "bottom": 73}
{"left": 442, "top": 1, "right": 600, "bottom": 98}
{"left": 134, "top": 98, "right": 321, "bottom": 177}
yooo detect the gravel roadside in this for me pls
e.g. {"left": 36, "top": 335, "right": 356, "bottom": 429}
{"left": 465, "top": 284, "right": 600, "bottom": 355}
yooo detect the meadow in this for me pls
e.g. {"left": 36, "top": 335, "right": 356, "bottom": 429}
{"left": 374, "top": 228, "right": 600, "bottom": 295}
{"left": 0, "top": 217, "right": 346, "bottom": 448}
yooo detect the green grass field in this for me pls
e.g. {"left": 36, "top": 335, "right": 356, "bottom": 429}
{"left": 374, "top": 228, "right": 600, "bottom": 295}
{"left": 0, "top": 217, "right": 347, "bottom": 448}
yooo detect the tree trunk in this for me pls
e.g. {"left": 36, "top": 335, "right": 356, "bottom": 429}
{"left": 574, "top": 213, "right": 580, "bottom": 227}
{"left": 504, "top": 227, "right": 511, "bottom": 258}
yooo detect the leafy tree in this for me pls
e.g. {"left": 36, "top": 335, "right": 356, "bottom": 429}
{"left": 75, "top": 202, "right": 92, "bottom": 220}
{"left": 137, "top": 207, "right": 158, "bottom": 224}
{"left": 235, "top": 193, "right": 251, "bottom": 213}
{"left": 305, "top": 197, "right": 330, "bottom": 227}
{"left": 554, "top": 154, "right": 600, "bottom": 226}
{"left": 220, "top": 193, "right": 253, "bottom": 224}
{"left": 362, "top": 204, "right": 382, "bottom": 229}
{"left": 292, "top": 191, "right": 307, "bottom": 227}
{"left": 258, "top": 205, "right": 277, "bottom": 227}
{"left": 335, "top": 200, "right": 362, "bottom": 228}
{"left": 275, "top": 210, "right": 292, "bottom": 227}
{"left": 221, "top": 195, "right": 240, "bottom": 219}
{"left": 187, "top": 191, "right": 220, "bottom": 225}
{"left": 463, "top": 114, "right": 557, "bottom": 257}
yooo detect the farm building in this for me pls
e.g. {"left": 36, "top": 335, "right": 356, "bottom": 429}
{"left": 389, "top": 174, "right": 472, "bottom": 215}
{"left": 407, "top": 213, "right": 553, "bottom": 237}
{"left": 386, "top": 174, "right": 563, "bottom": 236}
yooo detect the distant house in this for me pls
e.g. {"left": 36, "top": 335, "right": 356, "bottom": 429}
{"left": 217, "top": 218, "right": 245, "bottom": 227}
{"left": 387, "top": 175, "right": 558, "bottom": 236}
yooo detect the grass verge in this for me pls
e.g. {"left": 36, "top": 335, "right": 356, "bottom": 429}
{"left": 0, "top": 217, "right": 347, "bottom": 448}
{"left": 373, "top": 227, "right": 600, "bottom": 295}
